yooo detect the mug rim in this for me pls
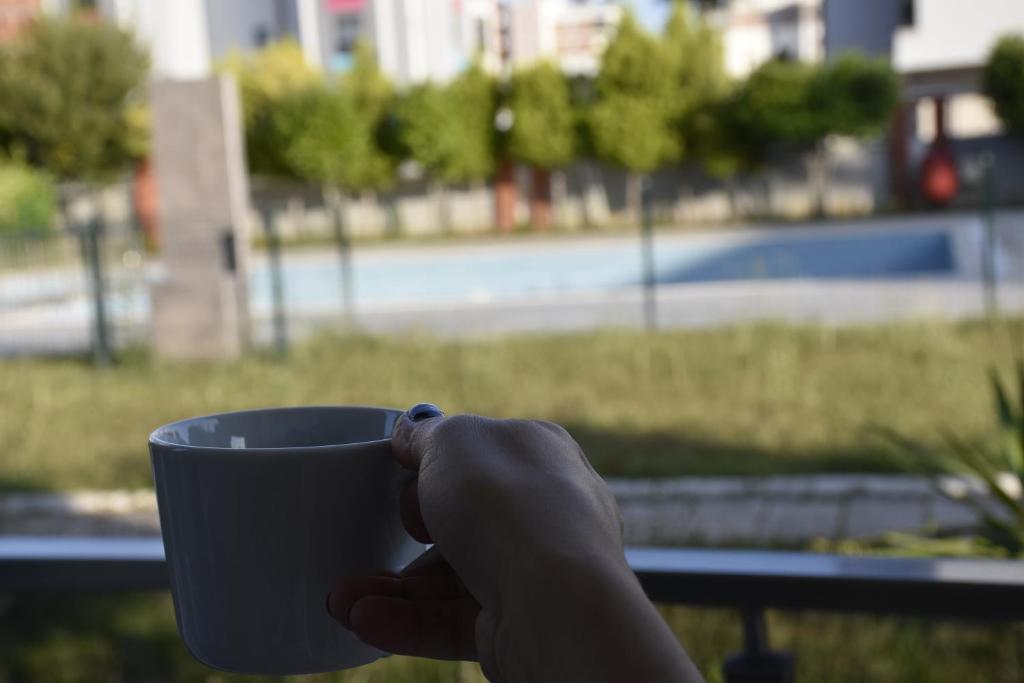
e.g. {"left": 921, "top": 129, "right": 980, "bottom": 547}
{"left": 148, "top": 404, "right": 405, "bottom": 454}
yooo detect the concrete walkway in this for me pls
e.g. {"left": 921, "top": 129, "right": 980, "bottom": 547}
{"left": 0, "top": 475, "right": 1008, "bottom": 546}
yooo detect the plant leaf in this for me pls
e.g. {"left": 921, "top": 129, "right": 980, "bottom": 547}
{"left": 991, "top": 368, "right": 1016, "bottom": 429}
{"left": 942, "top": 429, "right": 1023, "bottom": 519}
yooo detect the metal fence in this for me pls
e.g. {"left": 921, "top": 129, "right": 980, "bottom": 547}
{"left": 0, "top": 223, "right": 148, "bottom": 359}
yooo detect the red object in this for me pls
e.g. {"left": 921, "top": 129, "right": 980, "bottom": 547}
{"left": 325, "top": 0, "right": 364, "bottom": 13}
{"left": 133, "top": 157, "right": 160, "bottom": 249}
{"left": 921, "top": 143, "right": 959, "bottom": 206}
{"left": 920, "top": 96, "right": 959, "bottom": 206}
{"left": 495, "top": 161, "right": 517, "bottom": 232}
{"left": 529, "top": 166, "right": 551, "bottom": 230}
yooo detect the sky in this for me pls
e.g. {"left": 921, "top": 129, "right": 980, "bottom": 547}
{"left": 630, "top": 0, "right": 672, "bottom": 32}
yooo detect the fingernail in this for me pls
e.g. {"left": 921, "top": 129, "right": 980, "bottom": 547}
{"left": 407, "top": 403, "right": 443, "bottom": 422}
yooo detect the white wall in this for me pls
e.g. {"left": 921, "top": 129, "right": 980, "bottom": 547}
{"left": 719, "top": 0, "right": 822, "bottom": 77}
{"left": 368, "top": 0, "right": 462, "bottom": 84}
{"left": 111, "top": 0, "right": 212, "bottom": 79}
{"left": 894, "top": 0, "right": 1024, "bottom": 73}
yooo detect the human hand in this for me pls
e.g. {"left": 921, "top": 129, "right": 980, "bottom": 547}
{"left": 328, "top": 406, "right": 703, "bottom": 683}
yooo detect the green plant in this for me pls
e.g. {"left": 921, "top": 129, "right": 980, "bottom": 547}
{"left": 507, "top": 61, "right": 576, "bottom": 171}
{"left": 878, "top": 361, "right": 1024, "bottom": 556}
{"left": 589, "top": 11, "right": 678, "bottom": 221}
{"left": 982, "top": 34, "right": 1024, "bottom": 136}
{"left": 217, "top": 39, "right": 320, "bottom": 179}
{"left": 732, "top": 54, "right": 899, "bottom": 215}
{"left": 0, "top": 158, "right": 56, "bottom": 234}
{"left": 444, "top": 62, "right": 498, "bottom": 184}
{"left": 0, "top": 16, "right": 149, "bottom": 182}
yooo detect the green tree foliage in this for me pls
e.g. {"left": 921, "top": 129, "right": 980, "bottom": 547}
{"left": 664, "top": 1, "right": 728, "bottom": 123}
{"left": 734, "top": 54, "right": 899, "bottom": 150}
{"left": 808, "top": 53, "right": 901, "bottom": 138}
{"left": 662, "top": 2, "right": 739, "bottom": 178}
{"left": 394, "top": 83, "right": 461, "bottom": 182}
{"left": 277, "top": 85, "right": 375, "bottom": 191}
{"left": 507, "top": 61, "right": 575, "bottom": 169}
{"left": 0, "top": 16, "right": 149, "bottom": 182}
{"left": 269, "top": 44, "right": 395, "bottom": 193}
{"left": 729, "top": 54, "right": 898, "bottom": 215}
{"left": 732, "top": 58, "right": 822, "bottom": 147}
{"left": 589, "top": 12, "right": 678, "bottom": 174}
{"left": 338, "top": 42, "right": 396, "bottom": 191}
{"left": 0, "top": 158, "right": 56, "bottom": 234}
{"left": 446, "top": 63, "right": 498, "bottom": 183}
{"left": 982, "top": 34, "right": 1024, "bottom": 136}
{"left": 218, "top": 39, "right": 318, "bottom": 178}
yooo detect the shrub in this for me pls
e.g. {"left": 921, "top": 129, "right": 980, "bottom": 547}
{"left": 0, "top": 159, "right": 56, "bottom": 235}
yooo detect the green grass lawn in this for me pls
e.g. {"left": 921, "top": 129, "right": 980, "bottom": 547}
{"left": 1, "top": 318, "right": 1019, "bottom": 491}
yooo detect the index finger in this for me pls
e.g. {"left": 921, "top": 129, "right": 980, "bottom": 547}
{"left": 390, "top": 403, "right": 444, "bottom": 471}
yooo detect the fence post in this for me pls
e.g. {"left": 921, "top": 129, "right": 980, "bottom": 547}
{"left": 980, "top": 153, "right": 997, "bottom": 317}
{"left": 81, "top": 217, "right": 113, "bottom": 366}
{"left": 640, "top": 175, "right": 657, "bottom": 332}
{"left": 722, "top": 609, "right": 794, "bottom": 683}
{"left": 261, "top": 208, "right": 288, "bottom": 359}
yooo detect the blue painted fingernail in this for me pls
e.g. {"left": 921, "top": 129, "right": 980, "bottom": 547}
{"left": 408, "top": 403, "right": 443, "bottom": 422}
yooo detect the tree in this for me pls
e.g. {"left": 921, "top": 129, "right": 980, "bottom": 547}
{"left": 731, "top": 59, "right": 821, "bottom": 146}
{"left": 664, "top": 1, "right": 729, "bottom": 126}
{"left": 982, "top": 34, "right": 1024, "bottom": 136}
{"left": 664, "top": 1, "right": 736, "bottom": 212}
{"left": 394, "top": 82, "right": 461, "bottom": 229}
{"left": 218, "top": 39, "right": 319, "bottom": 179}
{"left": 807, "top": 53, "right": 900, "bottom": 139}
{"left": 276, "top": 82, "right": 373, "bottom": 317}
{"left": 447, "top": 62, "right": 498, "bottom": 184}
{"left": 732, "top": 54, "right": 899, "bottom": 215}
{"left": 507, "top": 61, "right": 575, "bottom": 228}
{"left": 508, "top": 62, "right": 576, "bottom": 170}
{"left": 445, "top": 62, "right": 500, "bottom": 230}
{"left": 0, "top": 16, "right": 149, "bottom": 184}
{"left": 590, "top": 12, "right": 678, "bottom": 223}
{"left": 338, "top": 41, "right": 396, "bottom": 195}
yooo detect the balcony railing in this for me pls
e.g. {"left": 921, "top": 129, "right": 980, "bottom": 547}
{"left": 2, "top": 537, "right": 1023, "bottom": 682}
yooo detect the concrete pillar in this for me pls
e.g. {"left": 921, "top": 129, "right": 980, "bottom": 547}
{"left": 149, "top": 76, "right": 251, "bottom": 360}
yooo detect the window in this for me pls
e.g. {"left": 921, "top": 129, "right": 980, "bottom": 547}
{"left": 899, "top": 0, "right": 915, "bottom": 27}
{"left": 333, "top": 13, "right": 361, "bottom": 56}
{"left": 253, "top": 25, "right": 270, "bottom": 48}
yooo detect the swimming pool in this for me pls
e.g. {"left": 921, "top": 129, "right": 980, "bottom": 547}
{"left": 248, "top": 226, "right": 955, "bottom": 314}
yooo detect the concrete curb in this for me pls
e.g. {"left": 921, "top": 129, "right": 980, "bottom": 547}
{"left": 0, "top": 475, "right": 1012, "bottom": 545}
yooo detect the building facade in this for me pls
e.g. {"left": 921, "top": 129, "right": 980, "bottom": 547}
{"left": 697, "top": 0, "right": 822, "bottom": 77}
{"left": 825, "top": 0, "right": 1024, "bottom": 206}
{"left": 505, "top": 0, "right": 621, "bottom": 76}
{"left": 107, "top": 0, "right": 502, "bottom": 84}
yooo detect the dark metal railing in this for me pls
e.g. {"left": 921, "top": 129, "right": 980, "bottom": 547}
{"left": 2, "top": 538, "right": 1023, "bottom": 682}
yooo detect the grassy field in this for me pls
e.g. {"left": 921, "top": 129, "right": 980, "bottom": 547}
{"left": 1, "top": 592, "right": 1021, "bottom": 683}
{"left": 0, "top": 318, "right": 1020, "bottom": 491}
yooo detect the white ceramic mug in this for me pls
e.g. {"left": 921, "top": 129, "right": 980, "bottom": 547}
{"left": 149, "top": 406, "right": 425, "bottom": 675}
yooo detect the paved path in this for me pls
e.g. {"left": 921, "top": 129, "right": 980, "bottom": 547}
{"left": 0, "top": 475, "right": 1008, "bottom": 546}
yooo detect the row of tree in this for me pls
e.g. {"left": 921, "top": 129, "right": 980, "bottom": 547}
{"left": 225, "top": 6, "right": 903, "bottom": 228}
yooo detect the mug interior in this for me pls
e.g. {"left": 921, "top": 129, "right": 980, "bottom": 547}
{"left": 151, "top": 406, "right": 401, "bottom": 450}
